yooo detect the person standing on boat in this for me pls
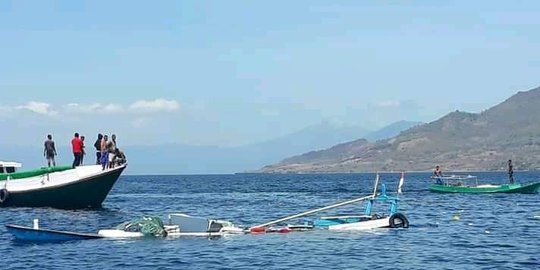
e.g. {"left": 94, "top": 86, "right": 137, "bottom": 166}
{"left": 44, "top": 134, "right": 57, "bottom": 167}
{"left": 433, "top": 165, "right": 444, "bottom": 184}
{"left": 108, "top": 134, "right": 117, "bottom": 168}
{"left": 94, "top": 133, "right": 103, "bottom": 165}
{"left": 71, "top": 133, "right": 83, "bottom": 168}
{"left": 80, "top": 135, "right": 86, "bottom": 165}
{"left": 433, "top": 165, "right": 443, "bottom": 177}
{"left": 508, "top": 159, "right": 514, "bottom": 184}
{"left": 100, "top": 135, "right": 109, "bottom": 170}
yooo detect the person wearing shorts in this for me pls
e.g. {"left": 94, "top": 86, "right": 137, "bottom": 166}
{"left": 100, "top": 135, "right": 109, "bottom": 170}
{"left": 107, "top": 134, "right": 117, "bottom": 168}
{"left": 44, "top": 134, "right": 57, "bottom": 167}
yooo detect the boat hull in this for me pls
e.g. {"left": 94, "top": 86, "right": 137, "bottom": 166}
{"left": 327, "top": 217, "right": 391, "bottom": 231}
{"left": 0, "top": 165, "right": 126, "bottom": 209}
{"left": 429, "top": 182, "right": 540, "bottom": 194}
{"left": 313, "top": 213, "right": 409, "bottom": 231}
{"left": 6, "top": 224, "right": 103, "bottom": 242}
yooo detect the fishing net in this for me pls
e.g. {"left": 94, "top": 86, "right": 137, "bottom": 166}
{"left": 115, "top": 216, "right": 167, "bottom": 237}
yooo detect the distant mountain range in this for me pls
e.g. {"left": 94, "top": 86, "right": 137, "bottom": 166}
{"left": 0, "top": 120, "right": 419, "bottom": 174}
{"left": 260, "top": 86, "right": 540, "bottom": 173}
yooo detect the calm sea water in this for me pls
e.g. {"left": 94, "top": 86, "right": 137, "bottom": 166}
{"left": 1, "top": 172, "right": 539, "bottom": 269}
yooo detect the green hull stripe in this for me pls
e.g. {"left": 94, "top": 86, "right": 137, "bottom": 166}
{"left": 0, "top": 165, "right": 72, "bottom": 181}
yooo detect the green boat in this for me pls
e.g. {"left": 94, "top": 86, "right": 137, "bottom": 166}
{"left": 0, "top": 160, "right": 126, "bottom": 209}
{"left": 430, "top": 175, "right": 540, "bottom": 194}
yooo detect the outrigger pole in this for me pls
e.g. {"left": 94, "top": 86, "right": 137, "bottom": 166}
{"left": 250, "top": 174, "right": 380, "bottom": 230}
{"left": 398, "top": 171, "right": 405, "bottom": 194}
{"left": 372, "top": 172, "right": 380, "bottom": 197}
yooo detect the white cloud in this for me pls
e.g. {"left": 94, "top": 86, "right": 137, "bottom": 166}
{"left": 129, "top": 99, "right": 180, "bottom": 112}
{"left": 10, "top": 99, "right": 179, "bottom": 117}
{"left": 16, "top": 101, "right": 58, "bottom": 116}
{"left": 64, "top": 103, "right": 124, "bottom": 114}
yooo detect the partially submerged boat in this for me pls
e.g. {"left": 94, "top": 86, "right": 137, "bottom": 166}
{"left": 5, "top": 213, "right": 244, "bottom": 242}
{"left": 5, "top": 223, "right": 103, "bottom": 242}
{"left": 430, "top": 175, "right": 540, "bottom": 194}
{"left": 5, "top": 173, "right": 409, "bottom": 242}
{"left": 0, "top": 161, "right": 126, "bottom": 209}
{"left": 98, "top": 213, "right": 244, "bottom": 238}
{"left": 250, "top": 173, "right": 409, "bottom": 233}
{"left": 311, "top": 185, "right": 408, "bottom": 231}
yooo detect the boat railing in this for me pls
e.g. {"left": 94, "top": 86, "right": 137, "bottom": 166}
{"left": 431, "top": 175, "right": 478, "bottom": 186}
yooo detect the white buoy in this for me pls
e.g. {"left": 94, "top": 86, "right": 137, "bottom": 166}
{"left": 33, "top": 219, "right": 39, "bottom": 229}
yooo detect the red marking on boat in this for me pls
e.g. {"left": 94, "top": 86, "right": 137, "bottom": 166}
{"left": 250, "top": 227, "right": 266, "bottom": 234}
{"left": 278, "top": 228, "right": 291, "bottom": 233}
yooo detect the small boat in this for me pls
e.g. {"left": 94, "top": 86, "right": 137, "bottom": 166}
{"left": 311, "top": 186, "right": 409, "bottom": 231}
{"left": 250, "top": 173, "right": 409, "bottom": 233}
{"left": 430, "top": 175, "right": 540, "bottom": 194}
{"left": 0, "top": 160, "right": 126, "bottom": 209}
{"left": 5, "top": 221, "right": 103, "bottom": 242}
{"left": 6, "top": 214, "right": 244, "bottom": 242}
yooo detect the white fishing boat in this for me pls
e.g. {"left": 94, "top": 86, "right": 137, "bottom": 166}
{"left": 0, "top": 160, "right": 126, "bottom": 209}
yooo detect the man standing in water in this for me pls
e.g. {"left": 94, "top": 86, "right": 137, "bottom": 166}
{"left": 71, "top": 133, "right": 83, "bottom": 168}
{"left": 508, "top": 159, "right": 514, "bottom": 184}
{"left": 43, "top": 134, "right": 57, "bottom": 167}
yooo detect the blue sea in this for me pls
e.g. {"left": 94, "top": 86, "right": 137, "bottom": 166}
{"left": 1, "top": 172, "right": 539, "bottom": 269}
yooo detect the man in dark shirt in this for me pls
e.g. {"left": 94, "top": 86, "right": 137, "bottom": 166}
{"left": 80, "top": 135, "right": 86, "bottom": 165}
{"left": 433, "top": 165, "right": 443, "bottom": 177}
{"left": 508, "top": 159, "right": 514, "bottom": 184}
{"left": 71, "top": 133, "right": 83, "bottom": 168}
{"left": 94, "top": 134, "right": 103, "bottom": 165}
{"left": 44, "top": 134, "right": 57, "bottom": 167}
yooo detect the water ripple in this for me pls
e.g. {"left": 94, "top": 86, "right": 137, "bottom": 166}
{"left": 1, "top": 172, "right": 539, "bottom": 269}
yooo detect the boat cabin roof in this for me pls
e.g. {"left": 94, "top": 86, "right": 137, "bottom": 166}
{"left": 0, "top": 161, "right": 22, "bottom": 168}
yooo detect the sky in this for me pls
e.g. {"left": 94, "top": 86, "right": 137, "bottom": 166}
{"left": 1, "top": 0, "right": 540, "bottom": 147}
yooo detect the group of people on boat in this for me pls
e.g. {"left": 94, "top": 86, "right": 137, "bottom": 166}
{"left": 43, "top": 133, "right": 126, "bottom": 170}
{"left": 93, "top": 133, "right": 126, "bottom": 170}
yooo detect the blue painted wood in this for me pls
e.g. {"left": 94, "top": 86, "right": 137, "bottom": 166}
{"left": 5, "top": 224, "right": 103, "bottom": 242}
